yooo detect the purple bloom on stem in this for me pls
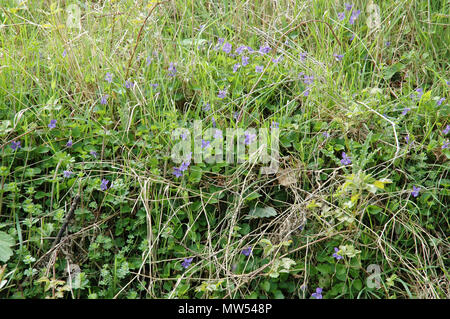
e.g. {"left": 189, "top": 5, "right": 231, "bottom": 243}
{"left": 338, "top": 12, "right": 345, "bottom": 21}
{"left": 203, "top": 103, "right": 211, "bottom": 112}
{"left": 181, "top": 258, "right": 193, "bottom": 269}
{"left": 62, "top": 49, "right": 67, "bottom": 58}
{"left": 233, "top": 63, "right": 241, "bottom": 73}
{"left": 48, "top": 119, "right": 57, "bottom": 129}
{"left": 349, "top": 34, "right": 355, "bottom": 41}
{"left": 11, "top": 141, "right": 21, "bottom": 151}
{"left": 402, "top": 108, "right": 410, "bottom": 116}
{"left": 443, "top": 125, "right": 450, "bottom": 135}
{"left": 201, "top": 139, "right": 211, "bottom": 149}
{"left": 211, "top": 116, "right": 216, "bottom": 128}
{"left": 405, "top": 134, "right": 410, "bottom": 144}
{"left": 222, "top": 42, "right": 232, "bottom": 54}
{"left": 218, "top": 89, "right": 227, "bottom": 99}
{"left": 436, "top": 97, "right": 445, "bottom": 106}
{"left": 244, "top": 131, "right": 257, "bottom": 145}
{"left": 385, "top": 41, "right": 391, "bottom": 47}
{"left": 100, "top": 95, "right": 109, "bottom": 105}
{"left": 213, "top": 129, "right": 222, "bottom": 139}
{"left": 442, "top": 141, "right": 450, "bottom": 149}
{"left": 411, "top": 186, "right": 420, "bottom": 198}
{"left": 105, "top": 72, "right": 113, "bottom": 83}
{"left": 146, "top": 56, "right": 152, "bottom": 66}
{"left": 303, "top": 75, "right": 314, "bottom": 85}
{"left": 349, "top": 9, "right": 361, "bottom": 25}
{"left": 90, "top": 150, "right": 98, "bottom": 158}
{"left": 66, "top": 139, "right": 73, "bottom": 147}
{"left": 259, "top": 45, "right": 271, "bottom": 54}
{"left": 272, "top": 56, "right": 283, "bottom": 63}
{"left": 125, "top": 80, "right": 134, "bottom": 89}
{"left": 311, "top": 288, "right": 323, "bottom": 299}
{"left": 414, "top": 88, "right": 423, "bottom": 100}
{"left": 236, "top": 46, "right": 246, "bottom": 55}
{"left": 63, "top": 170, "right": 73, "bottom": 178}
{"left": 345, "top": 3, "right": 353, "bottom": 11}
{"left": 217, "top": 38, "right": 224, "bottom": 45}
{"left": 332, "top": 247, "right": 343, "bottom": 260}
{"left": 323, "top": 131, "right": 330, "bottom": 138}
{"left": 168, "top": 63, "right": 177, "bottom": 77}
{"left": 303, "top": 88, "right": 311, "bottom": 96}
{"left": 333, "top": 54, "right": 344, "bottom": 61}
{"left": 100, "top": 179, "right": 109, "bottom": 191}
{"left": 299, "top": 52, "right": 307, "bottom": 61}
{"left": 340, "top": 152, "right": 352, "bottom": 165}
{"left": 233, "top": 111, "right": 239, "bottom": 120}
{"left": 255, "top": 65, "right": 263, "bottom": 73}
{"left": 241, "top": 247, "right": 252, "bottom": 256}
{"left": 242, "top": 56, "right": 249, "bottom": 66}
{"left": 246, "top": 46, "right": 255, "bottom": 53}
{"left": 271, "top": 121, "right": 279, "bottom": 129}
{"left": 172, "top": 167, "right": 183, "bottom": 178}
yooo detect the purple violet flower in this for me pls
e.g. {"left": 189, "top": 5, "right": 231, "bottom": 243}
{"left": 437, "top": 97, "right": 445, "bottom": 106}
{"left": 333, "top": 54, "right": 344, "bottom": 61}
{"left": 63, "top": 170, "right": 73, "bottom": 178}
{"left": 90, "top": 150, "right": 98, "bottom": 158}
{"left": 66, "top": 139, "right": 73, "bottom": 147}
{"left": 443, "top": 125, "right": 450, "bottom": 135}
{"left": 203, "top": 103, "right": 211, "bottom": 112}
{"left": 125, "top": 80, "right": 134, "bottom": 89}
{"left": 402, "top": 108, "right": 410, "bottom": 116}
{"left": 100, "top": 179, "right": 109, "bottom": 191}
{"left": 332, "top": 247, "right": 343, "bottom": 260}
{"left": 218, "top": 89, "right": 227, "bottom": 99}
{"left": 349, "top": 9, "right": 361, "bottom": 25}
{"left": 411, "top": 186, "right": 420, "bottom": 198}
{"left": 340, "top": 152, "right": 352, "bottom": 165}
{"left": 405, "top": 134, "right": 410, "bottom": 144}
{"left": 172, "top": 167, "right": 183, "bottom": 178}
{"left": 62, "top": 49, "right": 67, "bottom": 58}
{"left": 168, "top": 63, "right": 177, "bottom": 77}
{"left": 241, "top": 247, "right": 252, "bottom": 256}
{"left": 181, "top": 257, "right": 193, "bottom": 269}
{"left": 323, "top": 132, "right": 330, "bottom": 138}
{"left": 345, "top": 3, "right": 353, "bottom": 11}
{"left": 201, "top": 139, "right": 211, "bottom": 149}
{"left": 11, "top": 141, "right": 21, "bottom": 151}
{"left": 105, "top": 72, "right": 113, "bottom": 83}
{"left": 271, "top": 121, "right": 279, "bottom": 129}
{"left": 222, "top": 42, "right": 232, "bottom": 54}
{"left": 48, "top": 119, "right": 57, "bottom": 129}
{"left": 233, "top": 63, "right": 241, "bottom": 73}
{"left": 100, "top": 95, "right": 109, "bottom": 105}
{"left": 338, "top": 12, "right": 345, "bottom": 21}
{"left": 255, "top": 65, "right": 264, "bottom": 73}
{"left": 442, "top": 141, "right": 450, "bottom": 149}
{"left": 299, "top": 52, "right": 307, "bottom": 61}
{"left": 242, "top": 56, "right": 249, "bottom": 66}
{"left": 213, "top": 129, "right": 222, "bottom": 139}
{"left": 311, "top": 288, "right": 323, "bottom": 299}
{"left": 244, "top": 131, "right": 257, "bottom": 145}
{"left": 259, "top": 45, "right": 271, "bottom": 54}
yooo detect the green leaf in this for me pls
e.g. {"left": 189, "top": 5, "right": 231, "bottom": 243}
{"left": 0, "top": 231, "right": 15, "bottom": 263}
{"left": 246, "top": 206, "right": 278, "bottom": 219}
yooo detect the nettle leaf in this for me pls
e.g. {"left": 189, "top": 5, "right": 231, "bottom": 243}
{"left": 246, "top": 206, "right": 278, "bottom": 219}
{"left": 0, "top": 231, "right": 15, "bottom": 263}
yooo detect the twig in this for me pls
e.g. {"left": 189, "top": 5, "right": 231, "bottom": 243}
{"left": 51, "top": 194, "right": 81, "bottom": 249}
{"left": 124, "top": 1, "right": 168, "bottom": 80}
